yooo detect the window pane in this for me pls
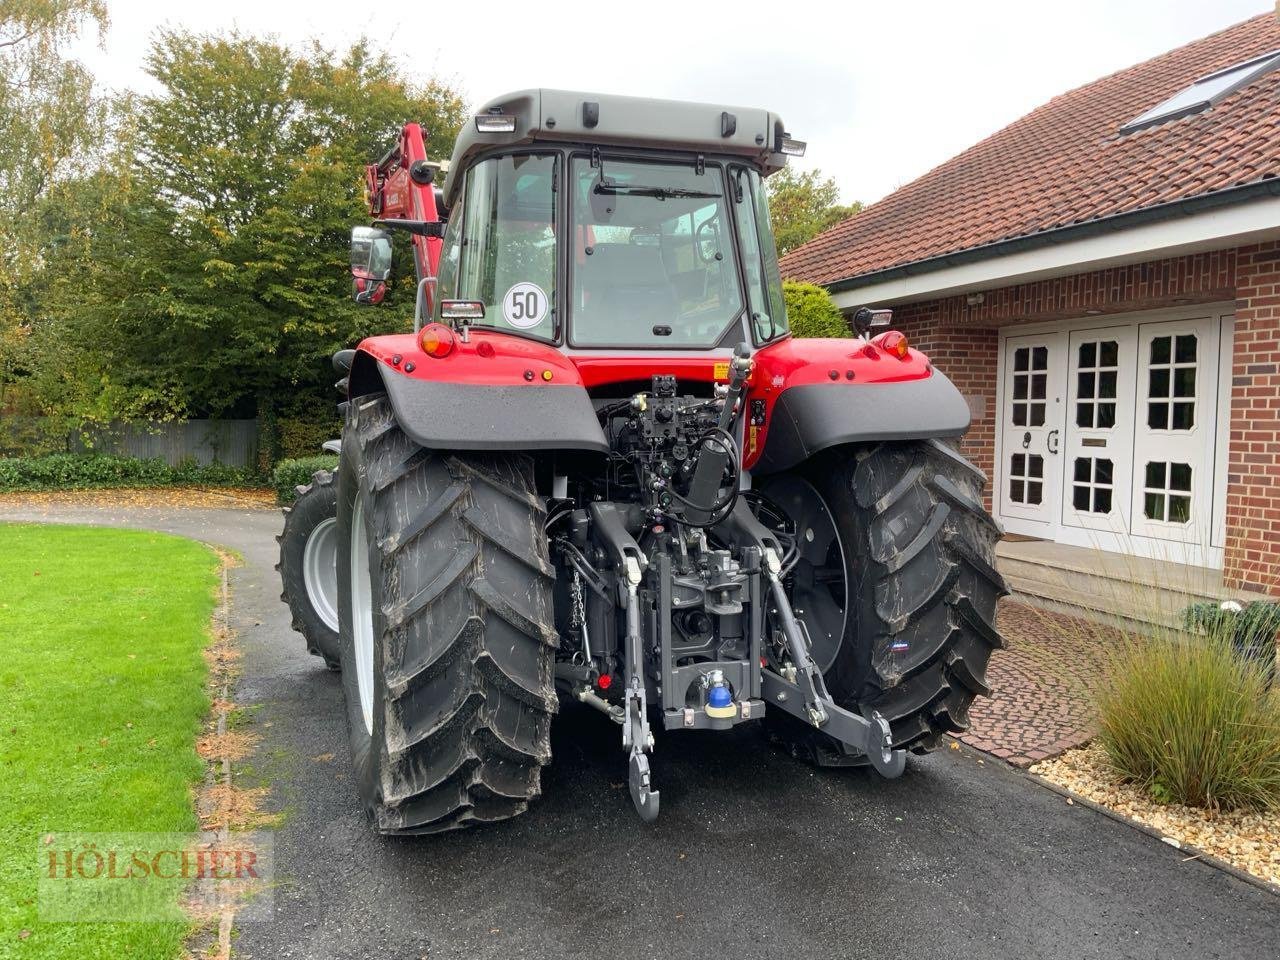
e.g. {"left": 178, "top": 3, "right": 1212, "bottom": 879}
{"left": 1079, "top": 342, "right": 1097, "bottom": 367}
{"left": 1145, "top": 492, "right": 1165, "bottom": 521}
{"left": 1028, "top": 455, "right": 1044, "bottom": 479}
{"left": 1030, "top": 403, "right": 1046, "bottom": 427}
{"left": 1145, "top": 461, "right": 1166, "bottom": 488}
{"left": 1014, "top": 347, "right": 1029, "bottom": 372}
{"left": 1078, "top": 371, "right": 1096, "bottom": 398}
{"left": 571, "top": 157, "right": 743, "bottom": 346}
{"left": 1076, "top": 403, "right": 1093, "bottom": 428}
{"left": 1170, "top": 462, "right": 1192, "bottom": 491}
{"left": 1012, "top": 453, "right": 1025, "bottom": 475}
{"left": 1010, "top": 479, "right": 1024, "bottom": 503}
{"left": 1095, "top": 487, "right": 1113, "bottom": 514}
{"left": 1097, "top": 403, "right": 1117, "bottom": 429}
{"left": 1031, "top": 373, "right": 1047, "bottom": 400}
{"left": 1172, "top": 402, "right": 1195, "bottom": 430}
{"left": 1027, "top": 482, "right": 1043, "bottom": 505}
{"left": 1174, "top": 367, "right": 1196, "bottom": 397}
{"left": 1149, "top": 368, "right": 1170, "bottom": 398}
{"left": 1099, "top": 371, "right": 1117, "bottom": 398}
{"left": 1148, "top": 402, "right": 1169, "bottom": 430}
{"left": 1100, "top": 341, "right": 1119, "bottom": 366}
{"left": 1095, "top": 459, "right": 1114, "bottom": 485}
{"left": 457, "top": 154, "right": 558, "bottom": 338}
{"left": 1012, "top": 404, "right": 1027, "bottom": 427}
{"left": 1175, "top": 334, "right": 1197, "bottom": 363}
{"left": 1074, "top": 458, "right": 1091, "bottom": 482}
{"left": 1013, "top": 374, "right": 1028, "bottom": 401}
{"left": 1151, "top": 336, "right": 1171, "bottom": 365}
{"left": 1032, "top": 346, "right": 1048, "bottom": 370}
{"left": 1073, "top": 485, "right": 1091, "bottom": 511}
{"left": 1169, "top": 495, "right": 1192, "bottom": 523}
{"left": 734, "top": 167, "right": 788, "bottom": 342}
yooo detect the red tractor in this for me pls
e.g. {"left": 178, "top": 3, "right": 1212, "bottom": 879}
{"left": 281, "top": 90, "right": 1006, "bottom": 833}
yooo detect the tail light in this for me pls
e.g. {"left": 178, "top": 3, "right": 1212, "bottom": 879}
{"left": 419, "top": 322, "right": 455, "bottom": 358}
{"left": 874, "top": 330, "right": 910, "bottom": 360}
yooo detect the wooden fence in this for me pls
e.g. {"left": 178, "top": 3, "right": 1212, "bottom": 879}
{"left": 1, "top": 418, "right": 260, "bottom": 467}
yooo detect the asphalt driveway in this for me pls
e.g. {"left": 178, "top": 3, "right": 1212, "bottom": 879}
{"left": 4, "top": 501, "right": 1278, "bottom": 960}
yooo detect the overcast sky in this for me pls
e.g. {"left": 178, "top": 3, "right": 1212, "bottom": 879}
{"left": 71, "top": 0, "right": 1271, "bottom": 204}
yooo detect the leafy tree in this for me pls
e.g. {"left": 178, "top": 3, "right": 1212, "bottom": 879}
{"left": 0, "top": 0, "right": 108, "bottom": 406}
{"left": 24, "top": 32, "right": 466, "bottom": 461}
{"left": 767, "top": 167, "right": 861, "bottom": 256}
{"left": 784, "top": 280, "right": 850, "bottom": 339}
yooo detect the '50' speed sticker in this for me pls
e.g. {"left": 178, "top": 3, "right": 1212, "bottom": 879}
{"left": 502, "top": 282, "right": 548, "bottom": 329}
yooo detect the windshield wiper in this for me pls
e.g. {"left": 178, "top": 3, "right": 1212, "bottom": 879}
{"left": 593, "top": 180, "right": 721, "bottom": 201}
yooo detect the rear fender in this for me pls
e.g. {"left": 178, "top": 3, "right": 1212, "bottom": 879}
{"left": 747, "top": 336, "right": 971, "bottom": 474}
{"left": 347, "top": 331, "right": 609, "bottom": 454}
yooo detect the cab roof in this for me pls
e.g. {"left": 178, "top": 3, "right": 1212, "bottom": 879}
{"left": 444, "top": 89, "right": 793, "bottom": 207}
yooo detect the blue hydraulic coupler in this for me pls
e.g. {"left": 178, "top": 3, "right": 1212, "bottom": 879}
{"left": 705, "top": 670, "right": 736, "bottom": 719}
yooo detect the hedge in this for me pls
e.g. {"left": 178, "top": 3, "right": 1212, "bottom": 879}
{"left": 0, "top": 454, "right": 262, "bottom": 492}
{"left": 273, "top": 455, "right": 339, "bottom": 504}
{"left": 783, "top": 280, "right": 851, "bottom": 339}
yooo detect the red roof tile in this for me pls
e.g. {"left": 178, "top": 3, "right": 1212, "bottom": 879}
{"left": 781, "top": 13, "right": 1280, "bottom": 287}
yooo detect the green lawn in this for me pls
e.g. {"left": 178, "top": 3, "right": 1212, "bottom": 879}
{"left": 0, "top": 523, "right": 219, "bottom": 958}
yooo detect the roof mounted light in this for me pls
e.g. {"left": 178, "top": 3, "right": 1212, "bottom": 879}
{"left": 778, "top": 135, "right": 807, "bottom": 157}
{"left": 475, "top": 110, "right": 517, "bottom": 134}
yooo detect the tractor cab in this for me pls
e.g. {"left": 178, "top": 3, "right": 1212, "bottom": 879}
{"left": 356, "top": 90, "right": 800, "bottom": 352}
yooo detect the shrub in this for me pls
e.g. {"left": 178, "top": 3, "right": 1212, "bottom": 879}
{"left": 278, "top": 415, "right": 342, "bottom": 461}
{"left": 273, "top": 455, "right": 339, "bottom": 504}
{"left": 783, "top": 280, "right": 851, "bottom": 339}
{"left": 1097, "top": 631, "right": 1280, "bottom": 811}
{"left": 0, "top": 454, "right": 261, "bottom": 491}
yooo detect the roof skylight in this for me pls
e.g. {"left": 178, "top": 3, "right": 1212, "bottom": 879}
{"left": 1121, "top": 48, "right": 1280, "bottom": 134}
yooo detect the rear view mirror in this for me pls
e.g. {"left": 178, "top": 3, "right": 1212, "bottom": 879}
{"left": 350, "top": 226, "right": 393, "bottom": 282}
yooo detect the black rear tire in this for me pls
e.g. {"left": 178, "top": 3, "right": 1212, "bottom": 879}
{"left": 336, "top": 395, "right": 558, "bottom": 834}
{"left": 277, "top": 470, "right": 341, "bottom": 670}
{"left": 764, "top": 439, "right": 1007, "bottom": 762}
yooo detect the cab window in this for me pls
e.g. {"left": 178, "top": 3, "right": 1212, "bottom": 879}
{"left": 454, "top": 153, "right": 557, "bottom": 339}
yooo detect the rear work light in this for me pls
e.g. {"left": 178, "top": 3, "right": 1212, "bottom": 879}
{"left": 418, "top": 323, "right": 456, "bottom": 358}
{"left": 874, "top": 330, "right": 911, "bottom": 360}
{"left": 440, "top": 300, "right": 485, "bottom": 321}
{"left": 779, "top": 137, "right": 807, "bottom": 157}
{"left": 475, "top": 112, "right": 517, "bottom": 133}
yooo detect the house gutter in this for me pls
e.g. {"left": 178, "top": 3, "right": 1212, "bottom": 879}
{"left": 825, "top": 177, "right": 1280, "bottom": 295}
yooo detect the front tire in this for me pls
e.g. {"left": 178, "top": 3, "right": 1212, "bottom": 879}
{"left": 277, "top": 470, "right": 341, "bottom": 670}
{"left": 762, "top": 439, "right": 1007, "bottom": 762}
{"left": 336, "top": 396, "right": 558, "bottom": 834}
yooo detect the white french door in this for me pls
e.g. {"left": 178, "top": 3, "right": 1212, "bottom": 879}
{"left": 998, "top": 332, "right": 1067, "bottom": 533}
{"left": 996, "top": 306, "right": 1232, "bottom": 568}
{"left": 1061, "top": 327, "right": 1136, "bottom": 534}
{"left": 1129, "top": 317, "right": 1220, "bottom": 548}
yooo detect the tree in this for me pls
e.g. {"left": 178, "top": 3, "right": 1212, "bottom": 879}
{"left": 767, "top": 167, "right": 861, "bottom": 256}
{"left": 0, "top": 0, "right": 108, "bottom": 407}
{"left": 24, "top": 32, "right": 467, "bottom": 461}
{"left": 783, "top": 280, "right": 849, "bottom": 339}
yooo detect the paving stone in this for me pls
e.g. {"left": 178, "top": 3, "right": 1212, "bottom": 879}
{"left": 957, "top": 601, "right": 1110, "bottom": 768}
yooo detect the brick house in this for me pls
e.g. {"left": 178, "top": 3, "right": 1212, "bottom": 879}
{"left": 781, "top": 12, "right": 1280, "bottom": 593}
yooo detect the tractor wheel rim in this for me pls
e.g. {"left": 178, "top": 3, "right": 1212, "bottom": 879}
{"left": 302, "top": 517, "right": 340, "bottom": 633}
{"left": 756, "top": 477, "right": 848, "bottom": 674}
{"left": 350, "top": 495, "right": 375, "bottom": 735}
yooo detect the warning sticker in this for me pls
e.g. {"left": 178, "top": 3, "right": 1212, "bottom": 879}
{"left": 502, "top": 282, "right": 549, "bottom": 329}
{"left": 713, "top": 361, "right": 730, "bottom": 379}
